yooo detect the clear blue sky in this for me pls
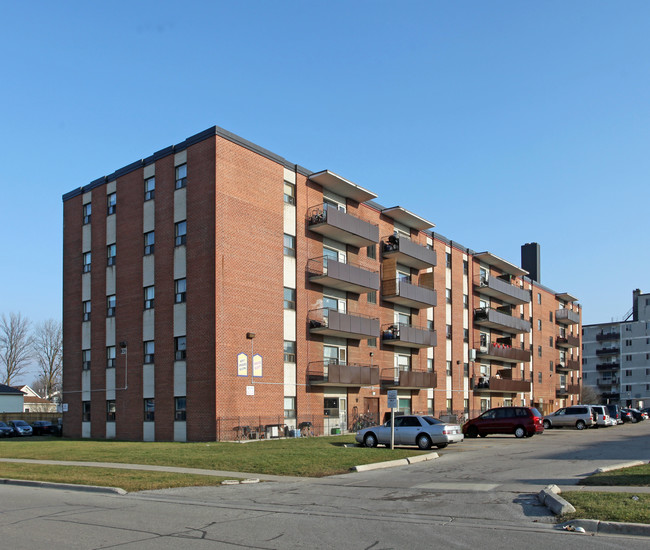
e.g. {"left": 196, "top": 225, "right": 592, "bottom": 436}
{"left": 2, "top": 1, "right": 649, "bottom": 383}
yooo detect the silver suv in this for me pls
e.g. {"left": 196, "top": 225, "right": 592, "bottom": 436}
{"left": 543, "top": 405, "right": 596, "bottom": 430}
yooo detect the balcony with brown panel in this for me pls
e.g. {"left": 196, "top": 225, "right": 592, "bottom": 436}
{"left": 473, "top": 307, "right": 532, "bottom": 335}
{"left": 381, "top": 258, "right": 436, "bottom": 310}
{"left": 555, "top": 334, "right": 580, "bottom": 349}
{"left": 381, "top": 323, "right": 437, "bottom": 349}
{"left": 308, "top": 308, "right": 380, "bottom": 340}
{"left": 597, "top": 378, "right": 618, "bottom": 388}
{"left": 555, "top": 308, "right": 580, "bottom": 325}
{"left": 307, "top": 361, "right": 379, "bottom": 387}
{"left": 596, "top": 362, "right": 620, "bottom": 370}
{"left": 475, "top": 339, "right": 531, "bottom": 363}
{"left": 307, "top": 256, "right": 379, "bottom": 294}
{"left": 381, "top": 235, "right": 437, "bottom": 270}
{"left": 596, "top": 331, "right": 620, "bottom": 342}
{"left": 471, "top": 376, "right": 531, "bottom": 393}
{"left": 380, "top": 368, "right": 437, "bottom": 390}
{"left": 474, "top": 274, "right": 531, "bottom": 306}
{"left": 556, "top": 358, "right": 580, "bottom": 371}
{"left": 556, "top": 384, "right": 581, "bottom": 398}
{"left": 307, "top": 204, "right": 379, "bottom": 248}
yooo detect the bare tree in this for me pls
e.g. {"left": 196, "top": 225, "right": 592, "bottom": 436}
{"left": 31, "top": 375, "right": 48, "bottom": 397}
{"left": 580, "top": 384, "right": 602, "bottom": 404}
{"left": 32, "top": 319, "right": 62, "bottom": 399}
{"left": 0, "top": 312, "right": 33, "bottom": 385}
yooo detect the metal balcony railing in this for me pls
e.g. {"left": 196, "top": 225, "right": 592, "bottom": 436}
{"left": 381, "top": 322, "right": 437, "bottom": 349}
{"left": 308, "top": 308, "right": 380, "bottom": 340}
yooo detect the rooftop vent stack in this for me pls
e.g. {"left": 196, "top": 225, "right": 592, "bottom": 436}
{"left": 521, "top": 243, "right": 541, "bottom": 283}
{"left": 633, "top": 289, "right": 641, "bottom": 322}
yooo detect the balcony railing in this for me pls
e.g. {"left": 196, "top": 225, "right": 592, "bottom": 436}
{"left": 473, "top": 307, "right": 532, "bottom": 334}
{"left": 556, "top": 359, "right": 580, "bottom": 371}
{"left": 474, "top": 275, "right": 531, "bottom": 306}
{"left": 597, "top": 378, "right": 618, "bottom": 388}
{"left": 555, "top": 309, "right": 580, "bottom": 325}
{"left": 596, "top": 331, "right": 620, "bottom": 342}
{"left": 475, "top": 340, "right": 531, "bottom": 363}
{"left": 307, "top": 256, "right": 379, "bottom": 294}
{"left": 307, "top": 204, "right": 379, "bottom": 247}
{"left": 308, "top": 308, "right": 380, "bottom": 340}
{"left": 555, "top": 334, "right": 580, "bottom": 349}
{"left": 556, "top": 384, "right": 581, "bottom": 397}
{"left": 381, "top": 235, "right": 437, "bottom": 270}
{"left": 380, "top": 368, "right": 437, "bottom": 390}
{"left": 596, "top": 362, "right": 619, "bottom": 370}
{"left": 382, "top": 278, "right": 436, "bottom": 310}
{"left": 381, "top": 322, "right": 437, "bottom": 349}
{"left": 596, "top": 347, "right": 620, "bottom": 356}
{"left": 307, "top": 361, "right": 379, "bottom": 387}
{"left": 472, "top": 376, "right": 531, "bottom": 393}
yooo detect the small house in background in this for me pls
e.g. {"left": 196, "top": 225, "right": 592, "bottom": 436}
{"left": 13, "top": 385, "right": 57, "bottom": 413}
{"left": 0, "top": 384, "right": 25, "bottom": 413}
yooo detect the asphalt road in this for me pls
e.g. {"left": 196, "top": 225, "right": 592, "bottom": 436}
{"left": 1, "top": 421, "right": 649, "bottom": 549}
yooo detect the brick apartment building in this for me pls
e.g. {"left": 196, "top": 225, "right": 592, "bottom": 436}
{"left": 62, "top": 125, "right": 582, "bottom": 441}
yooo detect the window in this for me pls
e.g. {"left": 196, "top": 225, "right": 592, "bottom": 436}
{"left": 446, "top": 399, "right": 452, "bottom": 413}
{"left": 549, "top": 361, "right": 554, "bottom": 372}
{"left": 144, "top": 286, "right": 155, "bottom": 310}
{"left": 144, "top": 398, "right": 155, "bottom": 421}
{"left": 107, "top": 346, "right": 116, "bottom": 368}
{"left": 464, "top": 398, "right": 469, "bottom": 412}
{"left": 144, "top": 340, "right": 154, "bottom": 364}
{"left": 367, "top": 244, "right": 376, "bottom": 259}
{"left": 537, "top": 293, "right": 541, "bottom": 305}
{"left": 283, "top": 234, "right": 296, "bottom": 257}
{"left": 175, "top": 221, "right": 187, "bottom": 246}
{"left": 549, "top": 311, "right": 553, "bottom": 322}
{"left": 82, "top": 203, "right": 91, "bottom": 224}
{"left": 144, "top": 176, "right": 155, "bottom": 200}
{"left": 107, "top": 295, "right": 116, "bottom": 317}
{"left": 538, "top": 372, "right": 542, "bottom": 383}
{"left": 463, "top": 260, "right": 468, "bottom": 275}
{"left": 446, "top": 324, "right": 452, "bottom": 339}
{"left": 107, "top": 244, "right": 116, "bottom": 266}
{"left": 83, "top": 252, "right": 91, "bottom": 273}
{"left": 537, "top": 319, "right": 542, "bottom": 331}
{"left": 175, "top": 397, "right": 187, "bottom": 421}
{"left": 446, "top": 360, "right": 452, "bottom": 376}
{"left": 367, "top": 291, "right": 377, "bottom": 304}
{"left": 284, "top": 341, "right": 296, "bottom": 363}
{"left": 625, "top": 369, "right": 632, "bottom": 376}
{"left": 106, "top": 400, "right": 116, "bottom": 422}
{"left": 625, "top": 339, "right": 632, "bottom": 346}
{"left": 463, "top": 294, "right": 468, "bottom": 309}
{"left": 284, "top": 287, "right": 296, "bottom": 310}
{"left": 175, "top": 278, "right": 186, "bottom": 303}
{"left": 538, "top": 346, "right": 542, "bottom": 357}
{"left": 428, "top": 398, "right": 434, "bottom": 415}
{"left": 446, "top": 253, "right": 452, "bottom": 268}
{"left": 463, "top": 362, "right": 469, "bottom": 377}
{"left": 82, "top": 401, "right": 91, "bottom": 422}
{"left": 625, "top": 354, "right": 632, "bottom": 361}
{"left": 463, "top": 329, "right": 469, "bottom": 343}
{"left": 174, "top": 336, "right": 187, "bottom": 360}
{"left": 144, "top": 231, "right": 155, "bottom": 255}
{"left": 175, "top": 163, "right": 187, "bottom": 189}
{"left": 549, "top": 336, "right": 553, "bottom": 347}
{"left": 284, "top": 397, "right": 296, "bottom": 418}
{"left": 324, "top": 397, "right": 339, "bottom": 417}
{"left": 427, "top": 320, "right": 434, "bottom": 331}
{"left": 446, "top": 288, "right": 452, "bottom": 304}
{"left": 107, "top": 192, "right": 116, "bottom": 215}
{"left": 82, "top": 300, "right": 91, "bottom": 321}
{"left": 368, "top": 337, "right": 377, "bottom": 348}
{"left": 82, "top": 349, "right": 91, "bottom": 370}
{"left": 283, "top": 181, "right": 295, "bottom": 205}
{"left": 427, "top": 358, "right": 433, "bottom": 372}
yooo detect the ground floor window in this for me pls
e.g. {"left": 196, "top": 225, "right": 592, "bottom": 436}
{"left": 398, "top": 398, "right": 411, "bottom": 415}
{"left": 284, "top": 397, "right": 296, "bottom": 419}
{"left": 82, "top": 401, "right": 91, "bottom": 422}
{"left": 324, "top": 397, "right": 339, "bottom": 417}
{"left": 175, "top": 397, "right": 186, "bottom": 421}
{"left": 144, "top": 398, "right": 155, "bottom": 422}
{"left": 106, "top": 400, "right": 116, "bottom": 422}
{"left": 480, "top": 398, "right": 490, "bottom": 412}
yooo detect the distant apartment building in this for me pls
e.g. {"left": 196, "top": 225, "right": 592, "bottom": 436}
{"left": 582, "top": 289, "right": 650, "bottom": 408}
{"left": 61, "top": 125, "right": 582, "bottom": 441}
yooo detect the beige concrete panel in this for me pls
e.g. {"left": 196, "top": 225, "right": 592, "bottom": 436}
{"left": 174, "top": 422, "right": 187, "bottom": 442}
{"left": 174, "top": 362, "right": 186, "bottom": 396}
{"left": 106, "top": 180, "right": 116, "bottom": 194}
{"left": 106, "top": 367, "right": 116, "bottom": 399}
{"left": 106, "top": 215, "right": 116, "bottom": 245}
{"left": 446, "top": 338, "right": 452, "bottom": 359}
{"left": 174, "top": 303, "right": 186, "bottom": 337}
{"left": 105, "top": 423, "right": 116, "bottom": 439}
{"left": 284, "top": 203, "right": 296, "bottom": 235}
{"left": 283, "top": 168, "right": 296, "bottom": 184}
{"left": 143, "top": 199, "right": 155, "bottom": 232}
{"left": 427, "top": 388, "right": 434, "bottom": 399}
{"left": 82, "top": 423, "right": 91, "bottom": 438}
{"left": 143, "top": 255, "right": 155, "bottom": 287}
{"left": 143, "top": 310, "right": 155, "bottom": 341}
{"left": 144, "top": 163, "right": 155, "bottom": 179}
{"left": 173, "top": 246, "right": 186, "bottom": 279}
{"left": 284, "top": 363, "right": 296, "bottom": 397}
{"left": 82, "top": 191, "right": 92, "bottom": 203}
{"left": 283, "top": 256, "right": 296, "bottom": 288}
{"left": 174, "top": 188, "right": 187, "bottom": 222}
{"left": 284, "top": 310, "right": 296, "bottom": 341}
{"left": 174, "top": 150, "right": 187, "bottom": 166}
{"left": 105, "top": 327, "right": 115, "bottom": 347}
{"left": 143, "top": 364, "right": 155, "bottom": 398}
{"left": 106, "top": 317, "right": 116, "bottom": 345}
{"left": 82, "top": 322, "right": 91, "bottom": 350}
{"left": 82, "top": 224, "right": 91, "bottom": 252}
{"left": 82, "top": 370, "right": 91, "bottom": 400}
{"left": 82, "top": 272, "right": 91, "bottom": 301}
{"left": 105, "top": 266, "right": 115, "bottom": 296}
{"left": 143, "top": 422, "right": 155, "bottom": 442}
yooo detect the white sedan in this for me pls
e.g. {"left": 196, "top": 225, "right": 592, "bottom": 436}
{"left": 355, "top": 415, "right": 464, "bottom": 450}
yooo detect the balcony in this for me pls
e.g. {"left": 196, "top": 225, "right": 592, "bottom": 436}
{"left": 475, "top": 340, "right": 531, "bottom": 363}
{"left": 596, "top": 331, "right": 620, "bottom": 342}
{"left": 381, "top": 235, "right": 437, "bottom": 270}
{"left": 381, "top": 323, "right": 437, "bottom": 349}
{"left": 307, "top": 204, "right": 379, "bottom": 248}
{"left": 307, "top": 361, "right": 379, "bottom": 387}
{"left": 555, "top": 334, "right": 580, "bottom": 349}
{"left": 380, "top": 368, "right": 437, "bottom": 390}
{"left": 556, "top": 384, "right": 581, "bottom": 398}
{"left": 473, "top": 308, "right": 532, "bottom": 335}
{"left": 474, "top": 275, "right": 531, "bottom": 306}
{"left": 382, "top": 278, "right": 436, "bottom": 310}
{"left": 307, "top": 256, "right": 379, "bottom": 294}
{"left": 596, "top": 347, "right": 620, "bottom": 356}
{"left": 472, "top": 376, "right": 531, "bottom": 393}
{"left": 556, "top": 359, "right": 580, "bottom": 371}
{"left": 555, "top": 309, "right": 580, "bottom": 325}
{"left": 597, "top": 378, "right": 618, "bottom": 388}
{"left": 308, "top": 308, "right": 379, "bottom": 340}
{"left": 596, "top": 362, "right": 619, "bottom": 371}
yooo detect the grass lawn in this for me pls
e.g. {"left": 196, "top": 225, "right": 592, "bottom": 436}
{"left": 578, "top": 464, "right": 650, "bottom": 487}
{"left": 0, "top": 435, "right": 424, "bottom": 479}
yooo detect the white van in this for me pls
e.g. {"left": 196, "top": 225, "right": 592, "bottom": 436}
{"left": 589, "top": 405, "right": 612, "bottom": 427}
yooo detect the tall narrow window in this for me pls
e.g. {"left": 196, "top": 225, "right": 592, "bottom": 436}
{"left": 107, "top": 192, "right": 116, "bottom": 215}
{"left": 284, "top": 341, "right": 296, "bottom": 363}
{"left": 144, "top": 231, "right": 155, "bottom": 255}
{"left": 283, "top": 181, "right": 295, "bottom": 205}
{"left": 106, "top": 346, "right": 116, "bottom": 368}
{"left": 144, "top": 399, "right": 155, "bottom": 421}
{"left": 106, "top": 295, "right": 116, "bottom": 317}
{"left": 144, "top": 341, "right": 155, "bottom": 364}
{"left": 83, "top": 252, "right": 91, "bottom": 273}
{"left": 82, "top": 401, "right": 91, "bottom": 422}
{"left": 175, "top": 221, "right": 187, "bottom": 245}
{"left": 175, "top": 164, "right": 187, "bottom": 189}
{"left": 82, "top": 203, "right": 91, "bottom": 224}
{"left": 107, "top": 244, "right": 116, "bottom": 266}
{"left": 82, "top": 300, "right": 91, "bottom": 321}
{"left": 106, "top": 400, "right": 116, "bottom": 422}
{"left": 283, "top": 234, "right": 296, "bottom": 257}
{"left": 175, "top": 397, "right": 187, "bottom": 421}
{"left": 175, "top": 278, "right": 186, "bottom": 303}
{"left": 446, "top": 253, "right": 452, "bottom": 268}
{"left": 283, "top": 287, "right": 296, "bottom": 310}
{"left": 144, "top": 176, "right": 155, "bottom": 200}
{"left": 144, "top": 286, "right": 155, "bottom": 310}
{"left": 82, "top": 349, "right": 91, "bottom": 370}
{"left": 175, "top": 336, "right": 187, "bottom": 360}
{"left": 284, "top": 397, "right": 296, "bottom": 419}
{"left": 367, "top": 244, "right": 376, "bottom": 259}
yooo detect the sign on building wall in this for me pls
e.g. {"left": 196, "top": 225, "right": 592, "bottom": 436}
{"left": 253, "top": 354, "right": 263, "bottom": 378}
{"left": 237, "top": 353, "right": 248, "bottom": 376}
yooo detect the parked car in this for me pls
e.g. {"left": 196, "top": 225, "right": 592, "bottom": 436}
{"left": 606, "top": 404, "right": 622, "bottom": 424}
{"left": 7, "top": 420, "right": 33, "bottom": 436}
{"left": 31, "top": 420, "right": 56, "bottom": 436}
{"left": 543, "top": 405, "right": 595, "bottom": 430}
{"left": 620, "top": 408, "right": 634, "bottom": 423}
{"left": 589, "top": 405, "right": 612, "bottom": 427}
{"left": 462, "top": 406, "right": 544, "bottom": 439}
{"left": 622, "top": 408, "right": 646, "bottom": 422}
{"left": 0, "top": 421, "right": 14, "bottom": 437}
{"left": 356, "top": 414, "right": 464, "bottom": 450}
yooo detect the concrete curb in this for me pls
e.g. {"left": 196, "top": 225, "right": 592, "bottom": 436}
{"left": 537, "top": 484, "right": 575, "bottom": 515}
{"left": 1, "top": 478, "right": 127, "bottom": 495}
{"left": 594, "top": 460, "right": 646, "bottom": 474}
{"left": 558, "top": 519, "right": 650, "bottom": 538}
{"left": 352, "top": 452, "right": 439, "bottom": 472}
